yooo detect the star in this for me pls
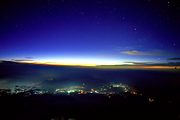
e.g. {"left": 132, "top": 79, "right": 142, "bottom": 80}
{"left": 96, "top": 21, "right": 100, "bottom": 25}
{"left": 122, "top": 16, "right": 126, "bottom": 20}
{"left": 95, "top": 15, "right": 99, "bottom": 19}
{"left": 79, "top": 11, "right": 85, "bottom": 15}
{"left": 15, "top": 24, "right": 19, "bottom": 28}
{"left": 173, "top": 43, "right": 176, "bottom": 46}
{"left": 167, "top": 1, "right": 171, "bottom": 7}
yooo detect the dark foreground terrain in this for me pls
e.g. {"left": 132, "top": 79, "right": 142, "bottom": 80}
{"left": 0, "top": 61, "right": 180, "bottom": 120}
{"left": 0, "top": 93, "right": 180, "bottom": 120}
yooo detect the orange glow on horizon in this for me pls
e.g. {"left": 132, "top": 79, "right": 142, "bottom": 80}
{"left": 16, "top": 59, "right": 121, "bottom": 66}
{"left": 15, "top": 60, "right": 180, "bottom": 69}
{"left": 128, "top": 65, "right": 179, "bottom": 69}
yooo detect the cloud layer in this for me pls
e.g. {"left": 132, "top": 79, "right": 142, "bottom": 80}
{"left": 121, "top": 50, "right": 161, "bottom": 56}
{"left": 11, "top": 59, "right": 34, "bottom": 62}
{"left": 167, "top": 58, "right": 180, "bottom": 60}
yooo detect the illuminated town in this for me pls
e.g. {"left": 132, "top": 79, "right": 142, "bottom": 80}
{"left": 0, "top": 83, "right": 140, "bottom": 97}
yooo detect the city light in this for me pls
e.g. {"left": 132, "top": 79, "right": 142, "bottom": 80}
{"left": 0, "top": 83, "right": 141, "bottom": 96}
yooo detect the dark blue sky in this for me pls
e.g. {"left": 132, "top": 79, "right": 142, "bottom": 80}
{"left": 0, "top": 0, "right": 180, "bottom": 65}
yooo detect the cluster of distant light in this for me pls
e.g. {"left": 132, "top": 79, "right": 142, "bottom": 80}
{"left": 55, "top": 86, "right": 85, "bottom": 94}
{"left": 0, "top": 83, "right": 140, "bottom": 97}
{"left": 53, "top": 83, "right": 139, "bottom": 95}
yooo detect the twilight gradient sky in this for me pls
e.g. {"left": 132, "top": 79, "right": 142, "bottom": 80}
{"left": 0, "top": 0, "right": 180, "bottom": 65}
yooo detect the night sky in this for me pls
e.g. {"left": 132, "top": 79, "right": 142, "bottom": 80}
{"left": 1, "top": 0, "right": 180, "bottom": 65}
